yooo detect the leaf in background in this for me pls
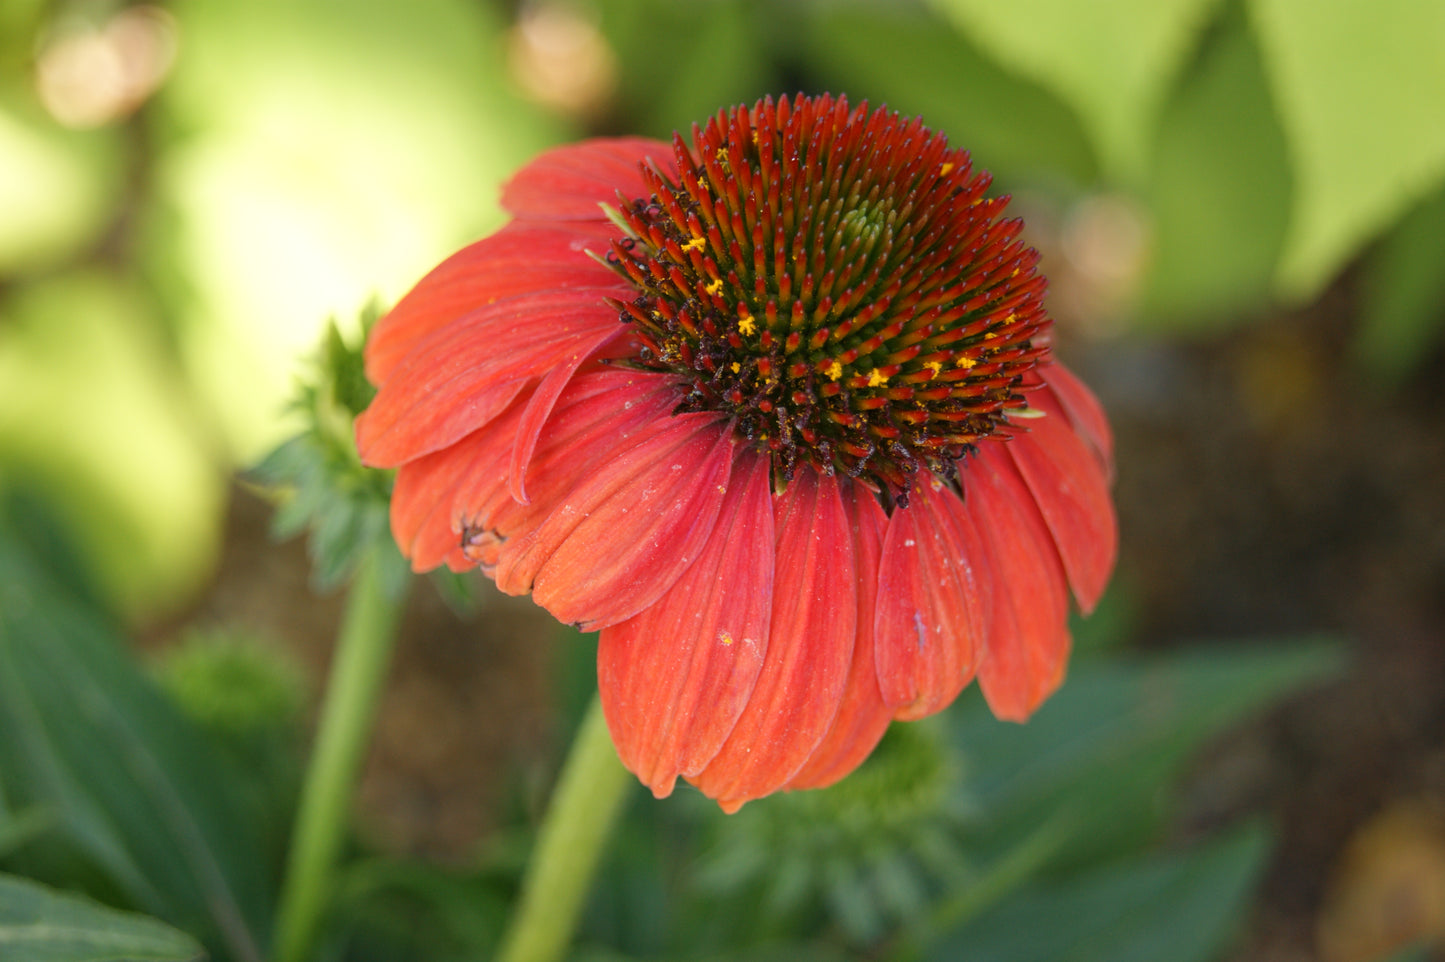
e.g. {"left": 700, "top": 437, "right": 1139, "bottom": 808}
{"left": 1354, "top": 185, "right": 1445, "bottom": 383}
{"left": 926, "top": 0, "right": 1221, "bottom": 183}
{"left": 923, "top": 824, "right": 1270, "bottom": 962}
{"left": 951, "top": 639, "right": 1341, "bottom": 870}
{"left": 0, "top": 272, "right": 224, "bottom": 622}
{"left": 1249, "top": 0, "right": 1445, "bottom": 299}
{"left": 0, "top": 525, "right": 274, "bottom": 962}
{"left": 0, "top": 88, "right": 123, "bottom": 277}
{"left": 0, "top": 873, "right": 205, "bottom": 962}
{"left": 1139, "top": 4, "right": 1292, "bottom": 329}
{"left": 798, "top": 2, "right": 1097, "bottom": 187}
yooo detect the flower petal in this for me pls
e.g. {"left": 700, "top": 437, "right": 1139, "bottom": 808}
{"left": 454, "top": 370, "right": 675, "bottom": 545}
{"left": 691, "top": 468, "right": 858, "bottom": 812}
{"left": 366, "top": 220, "right": 623, "bottom": 386}
{"left": 784, "top": 483, "right": 892, "bottom": 792}
{"left": 529, "top": 418, "right": 734, "bottom": 630}
{"left": 356, "top": 289, "right": 621, "bottom": 467}
{"left": 1037, "top": 361, "right": 1114, "bottom": 477}
{"left": 388, "top": 397, "right": 525, "bottom": 571}
{"left": 875, "top": 477, "right": 991, "bottom": 721}
{"left": 967, "top": 448, "right": 1072, "bottom": 722}
{"left": 500, "top": 137, "right": 674, "bottom": 221}
{"left": 596, "top": 450, "right": 773, "bottom": 798}
{"left": 1006, "top": 398, "right": 1117, "bottom": 613}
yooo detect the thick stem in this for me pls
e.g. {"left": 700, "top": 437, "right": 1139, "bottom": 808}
{"left": 495, "top": 694, "right": 633, "bottom": 962}
{"left": 274, "top": 552, "right": 405, "bottom": 962}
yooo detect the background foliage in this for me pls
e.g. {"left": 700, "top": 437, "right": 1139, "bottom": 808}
{"left": 2, "top": 0, "right": 1442, "bottom": 960}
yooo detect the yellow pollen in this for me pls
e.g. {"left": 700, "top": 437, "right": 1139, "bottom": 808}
{"left": 924, "top": 360, "right": 943, "bottom": 378}
{"left": 868, "top": 368, "right": 889, "bottom": 387}
{"left": 825, "top": 360, "right": 843, "bottom": 381}
{"left": 955, "top": 356, "right": 977, "bottom": 370}
{"left": 738, "top": 313, "right": 756, "bottom": 336}
{"left": 730, "top": 362, "right": 741, "bottom": 373}
{"left": 705, "top": 278, "right": 723, "bottom": 295}
{"left": 940, "top": 161, "right": 955, "bottom": 176}
{"left": 682, "top": 236, "right": 706, "bottom": 252}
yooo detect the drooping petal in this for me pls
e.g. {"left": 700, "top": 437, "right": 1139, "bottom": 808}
{"left": 388, "top": 396, "right": 526, "bottom": 571}
{"left": 784, "top": 483, "right": 892, "bottom": 792}
{"left": 1036, "top": 361, "right": 1114, "bottom": 477}
{"left": 528, "top": 418, "right": 734, "bottom": 629}
{"left": 356, "top": 289, "right": 622, "bottom": 467}
{"left": 691, "top": 468, "right": 858, "bottom": 812}
{"left": 1006, "top": 399, "right": 1118, "bottom": 613}
{"left": 875, "top": 477, "right": 990, "bottom": 721}
{"left": 500, "top": 137, "right": 674, "bottom": 221}
{"left": 597, "top": 450, "right": 774, "bottom": 797}
{"left": 366, "top": 220, "right": 624, "bottom": 385}
{"left": 966, "top": 447, "right": 1072, "bottom": 722}
{"left": 447, "top": 371, "right": 675, "bottom": 569}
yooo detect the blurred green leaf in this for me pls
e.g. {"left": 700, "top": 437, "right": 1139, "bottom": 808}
{"left": 1249, "top": 0, "right": 1445, "bottom": 299}
{"left": 1354, "top": 185, "right": 1445, "bottom": 383}
{"left": 0, "top": 807, "right": 53, "bottom": 860}
{"left": 921, "top": 824, "right": 1270, "bottom": 962}
{"left": 1139, "top": 4, "right": 1292, "bottom": 328}
{"left": 0, "top": 271, "right": 224, "bottom": 622}
{"left": 0, "top": 524, "right": 273, "bottom": 962}
{"left": 0, "top": 89, "right": 124, "bottom": 276}
{"left": 926, "top": 0, "right": 1221, "bottom": 183}
{"left": 952, "top": 639, "right": 1341, "bottom": 869}
{"left": 0, "top": 873, "right": 205, "bottom": 962}
{"left": 331, "top": 857, "right": 511, "bottom": 962}
{"left": 799, "top": 2, "right": 1097, "bottom": 187}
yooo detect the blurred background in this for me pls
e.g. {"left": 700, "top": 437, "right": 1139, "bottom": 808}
{"left": 1, "top": 0, "right": 1443, "bottom": 960}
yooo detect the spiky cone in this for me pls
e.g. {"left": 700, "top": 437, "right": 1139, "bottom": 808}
{"left": 356, "top": 94, "right": 1117, "bottom": 812}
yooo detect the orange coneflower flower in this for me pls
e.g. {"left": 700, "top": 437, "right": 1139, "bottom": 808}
{"left": 356, "top": 94, "right": 1117, "bottom": 812}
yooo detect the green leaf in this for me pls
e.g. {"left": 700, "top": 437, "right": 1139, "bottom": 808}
{"left": 799, "top": 2, "right": 1097, "bottom": 187}
{"left": 951, "top": 639, "right": 1341, "bottom": 868}
{"left": 1354, "top": 184, "right": 1445, "bottom": 383}
{"left": 923, "top": 824, "right": 1270, "bottom": 962}
{"left": 0, "top": 873, "right": 205, "bottom": 962}
{"left": 1249, "top": 0, "right": 1445, "bottom": 299}
{"left": 1139, "top": 4, "right": 1292, "bottom": 328}
{"left": 0, "top": 525, "right": 273, "bottom": 962}
{"left": 926, "top": 0, "right": 1222, "bottom": 182}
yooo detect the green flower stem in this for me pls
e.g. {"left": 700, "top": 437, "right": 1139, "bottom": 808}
{"left": 274, "top": 551, "right": 406, "bottom": 962}
{"left": 496, "top": 693, "right": 633, "bottom": 962}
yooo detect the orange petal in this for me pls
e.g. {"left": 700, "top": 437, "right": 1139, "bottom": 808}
{"left": 1006, "top": 399, "right": 1118, "bottom": 614}
{"left": 356, "top": 290, "right": 620, "bottom": 467}
{"left": 1037, "top": 360, "right": 1114, "bottom": 477}
{"left": 785, "top": 483, "right": 892, "bottom": 791}
{"left": 501, "top": 137, "right": 674, "bottom": 220}
{"left": 691, "top": 468, "right": 858, "bottom": 812}
{"left": 529, "top": 418, "right": 734, "bottom": 629}
{"left": 875, "top": 477, "right": 990, "bottom": 721}
{"left": 967, "top": 448, "right": 1072, "bottom": 722}
{"left": 597, "top": 449, "right": 774, "bottom": 797}
{"left": 390, "top": 414, "right": 514, "bottom": 571}
{"left": 366, "top": 220, "right": 623, "bottom": 385}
